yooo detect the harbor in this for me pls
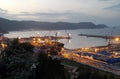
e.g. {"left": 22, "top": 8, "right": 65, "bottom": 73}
{"left": 1, "top": 28, "right": 120, "bottom": 78}
{"left": 0, "top": 0, "right": 120, "bottom": 78}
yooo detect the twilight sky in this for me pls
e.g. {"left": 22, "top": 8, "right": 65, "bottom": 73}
{"left": 0, "top": 0, "right": 120, "bottom": 26}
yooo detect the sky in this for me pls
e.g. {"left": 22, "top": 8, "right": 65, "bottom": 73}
{"left": 0, "top": 0, "right": 120, "bottom": 26}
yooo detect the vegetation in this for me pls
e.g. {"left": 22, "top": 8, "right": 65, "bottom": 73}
{"left": 0, "top": 38, "right": 34, "bottom": 79}
{"left": 32, "top": 53, "right": 65, "bottom": 79}
{"left": 0, "top": 38, "right": 65, "bottom": 79}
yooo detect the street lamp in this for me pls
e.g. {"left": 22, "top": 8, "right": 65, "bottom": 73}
{"left": 115, "top": 37, "right": 119, "bottom": 42}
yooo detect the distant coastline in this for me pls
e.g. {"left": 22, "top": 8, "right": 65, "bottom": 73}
{"left": 0, "top": 17, "right": 108, "bottom": 31}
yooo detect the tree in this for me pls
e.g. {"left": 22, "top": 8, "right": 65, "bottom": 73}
{"left": 34, "top": 53, "right": 66, "bottom": 79}
{"left": 0, "top": 38, "right": 66, "bottom": 79}
{"left": 108, "top": 74, "right": 115, "bottom": 79}
{"left": 0, "top": 38, "right": 34, "bottom": 79}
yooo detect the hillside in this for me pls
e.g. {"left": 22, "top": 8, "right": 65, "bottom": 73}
{"left": 0, "top": 28, "right": 8, "bottom": 34}
{"left": 0, "top": 17, "right": 108, "bottom": 31}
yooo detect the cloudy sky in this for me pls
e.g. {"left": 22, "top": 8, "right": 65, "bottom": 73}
{"left": 0, "top": 0, "right": 120, "bottom": 26}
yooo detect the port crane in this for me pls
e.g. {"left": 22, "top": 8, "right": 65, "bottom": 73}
{"left": 18, "top": 31, "right": 72, "bottom": 46}
{"left": 34, "top": 31, "right": 72, "bottom": 41}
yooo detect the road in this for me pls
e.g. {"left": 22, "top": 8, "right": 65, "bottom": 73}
{"left": 61, "top": 50, "right": 120, "bottom": 76}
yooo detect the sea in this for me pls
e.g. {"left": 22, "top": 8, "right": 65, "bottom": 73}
{"left": 4, "top": 27, "right": 120, "bottom": 49}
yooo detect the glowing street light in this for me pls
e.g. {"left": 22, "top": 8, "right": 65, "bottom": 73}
{"left": 115, "top": 37, "right": 119, "bottom": 42}
{"left": 38, "top": 38, "right": 41, "bottom": 41}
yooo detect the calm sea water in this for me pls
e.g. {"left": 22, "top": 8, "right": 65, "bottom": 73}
{"left": 4, "top": 27, "right": 120, "bottom": 49}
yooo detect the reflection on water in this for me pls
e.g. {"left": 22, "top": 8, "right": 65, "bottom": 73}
{"left": 4, "top": 27, "right": 120, "bottom": 49}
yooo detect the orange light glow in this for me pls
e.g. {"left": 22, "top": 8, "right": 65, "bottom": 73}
{"left": 33, "top": 38, "right": 35, "bottom": 40}
{"left": 38, "top": 38, "right": 41, "bottom": 41}
{"left": 33, "top": 41, "right": 36, "bottom": 43}
{"left": 115, "top": 37, "right": 119, "bottom": 41}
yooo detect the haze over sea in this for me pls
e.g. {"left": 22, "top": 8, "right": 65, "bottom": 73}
{"left": 4, "top": 27, "right": 120, "bottom": 49}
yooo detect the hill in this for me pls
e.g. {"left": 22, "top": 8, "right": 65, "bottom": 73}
{"left": 0, "top": 17, "right": 108, "bottom": 31}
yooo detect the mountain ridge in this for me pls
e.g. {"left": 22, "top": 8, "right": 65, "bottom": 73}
{"left": 0, "top": 17, "right": 108, "bottom": 31}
